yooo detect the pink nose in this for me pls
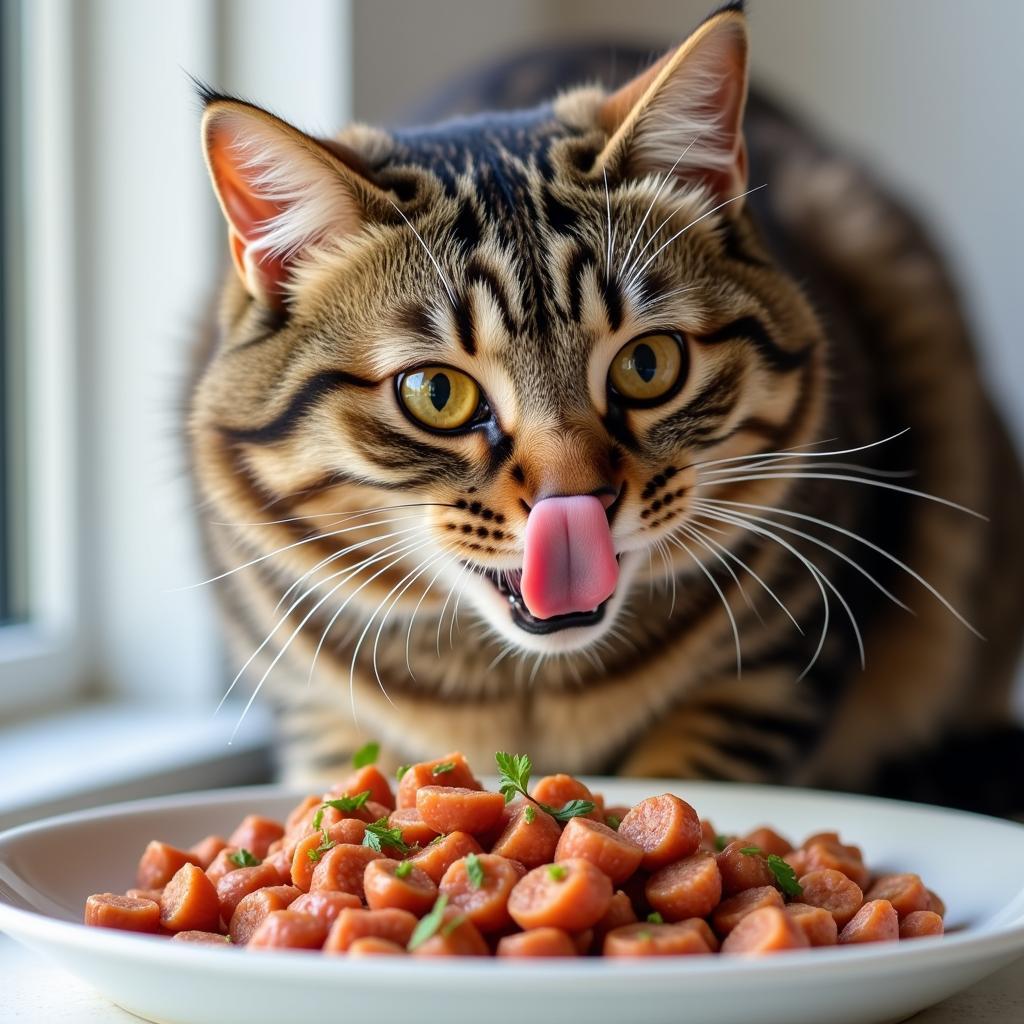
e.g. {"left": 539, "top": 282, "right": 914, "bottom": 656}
{"left": 519, "top": 495, "right": 619, "bottom": 619}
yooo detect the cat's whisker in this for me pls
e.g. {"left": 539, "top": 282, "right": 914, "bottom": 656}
{"left": 699, "top": 460, "right": 916, "bottom": 480}
{"left": 179, "top": 512, "right": 432, "bottom": 591}
{"left": 385, "top": 198, "right": 458, "bottom": 310}
{"left": 405, "top": 552, "right": 462, "bottom": 680}
{"left": 602, "top": 166, "right": 613, "bottom": 284}
{"left": 619, "top": 133, "right": 703, "bottom": 279}
{"left": 626, "top": 183, "right": 768, "bottom": 291}
{"left": 697, "top": 495, "right": 982, "bottom": 637}
{"left": 685, "top": 519, "right": 804, "bottom": 635}
{"left": 228, "top": 537, "right": 430, "bottom": 743}
{"left": 691, "top": 505, "right": 865, "bottom": 676}
{"left": 435, "top": 560, "right": 472, "bottom": 657}
{"left": 692, "top": 496, "right": 905, "bottom": 613}
{"left": 215, "top": 533, "right": 426, "bottom": 715}
{"left": 356, "top": 546, "right": 454, "bottom": 713}
{"left": 209, "top": 500, "right": 454, "bottom": 530}
{"left": 275, "top": 524, "right": 429, "bottom": 612}
{"left": 693, "top": 470, "right": 987, "bottom": 520}
{"left": 682, "top": 429, "right": 909, "bottom": 474}
{"left": 655, "top": 537, "right": 677, "bottom": 618}
{"left": 680, "top": 522, "right": 762, "bottom": 624}
{"left": 665, "top": 532, "right": 743, "bottom": 678}
{"left": 449, "top": 561, "right": 480, "bottom": 648}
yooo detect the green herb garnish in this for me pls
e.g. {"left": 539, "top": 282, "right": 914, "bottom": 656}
{"left": 407, "top": 894, "right": 449, "bottom": 950}
{"left": 495, "top": 752, "right": 595, "bottom": 823}
{"left": 605, "top": 814, "right": 621, "bottom": 830}
{"left": 739, "top": 845, "right": 762, "bottom": 856}
{"left": 395, "top": 860, "right": 413, "bottom": 879}
{"left": 429, "top": 833, "right": 446, "bottom": 845}
{"left": 362, "top": 817, "right": 410, "bottom": 855}
{"left": 431, "top": 761, "right": 456, "bottom": 775}
{"left": 766, "top": 854, "right": 803, "bottom": 898}
{"left": 323, "top": 790, "right": 371, "bottom": 814}
{"left": 637, "top": 929, "right": 652, "bottom": 941}
{"left": 396, "top": 764, "right": 412, "bottom": 781}
{"left": 465, "top": 852, "right": 485, "bottom": 890}
{"left": 352, "top": 741, "right": 380, "bottom": 769}
{"left": 306, "top": 833, "right": 335, "bottom": 863}
{"left": 546, "top": 864, "right": 568, "bottom": 882}
{"left": 714, "top": 834, "right": 732, "bottom": 852}
{"left": 524, "top": 805, "right": 536, "bottom": 825}
{"left": 647, "top": 911, "right": 664, "bottom": 924}
{"left": 228, "top": 848, "right": 261, "bottom": 868}
{"left": 441, "top": 914, "right": 466, "bottom": 936}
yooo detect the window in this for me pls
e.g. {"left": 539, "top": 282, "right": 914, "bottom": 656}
{"left": 0, "top": 0, "right": 84, "bottom": 716}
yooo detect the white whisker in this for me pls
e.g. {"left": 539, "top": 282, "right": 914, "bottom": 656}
{"left": 666, "top": 532, "right": 742, "bottom": 677}
{"left": 627, "top": 184, "right": 768, "bottom": 290}
{"left": 698, "top": 495, "right": 982, "bottom": 637}
{"left": 694, "top": 471, "right": 986, "bottom": 520}
{"left": 386, "top": 198, "right": 458, "bottom": 309}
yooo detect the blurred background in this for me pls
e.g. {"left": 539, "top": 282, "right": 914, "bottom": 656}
{"left": 0, "top": 0, "right": 1020, "bottom": 828}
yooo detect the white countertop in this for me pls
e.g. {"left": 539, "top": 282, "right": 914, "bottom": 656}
{"left": 0, "top": 933, "right": 1020, "bottom": 1022}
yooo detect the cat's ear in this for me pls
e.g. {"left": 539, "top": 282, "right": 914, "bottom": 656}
{"left": 596, "top": 5, "right": 749, "bottom": 209}
{"left": 202, "top": 96, "right": 382, "bottom": 308}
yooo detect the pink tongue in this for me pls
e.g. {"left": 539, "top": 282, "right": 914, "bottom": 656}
{"left": 520, "top": 496, "right": 619, "bottom": 620}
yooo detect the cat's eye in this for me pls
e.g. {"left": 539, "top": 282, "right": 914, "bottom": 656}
{"left": 608, "top": 332, "right": 687, "bottom": 405}
{"left": 398, "top": 365, "right": 482, "bottom": 432}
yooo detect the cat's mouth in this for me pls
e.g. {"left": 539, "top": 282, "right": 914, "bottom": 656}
{"left": 481, "top": 566, "right": 612, "bottom": 634}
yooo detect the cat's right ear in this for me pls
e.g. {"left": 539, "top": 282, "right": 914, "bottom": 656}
{"left": 201, "top": 97, "right": 378, "bottom": 308}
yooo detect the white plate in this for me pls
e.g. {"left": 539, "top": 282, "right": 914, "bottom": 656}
{"left": 1, "top": 780, "right": 1023, "bottom": 1024}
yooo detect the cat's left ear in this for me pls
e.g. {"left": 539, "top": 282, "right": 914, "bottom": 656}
{"left": 596, "top": 5, "right": 749, "bottom": 209}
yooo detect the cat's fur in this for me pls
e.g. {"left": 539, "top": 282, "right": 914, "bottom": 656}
{"left": 189, "top": 5, "right": 1024, "bottom": 812}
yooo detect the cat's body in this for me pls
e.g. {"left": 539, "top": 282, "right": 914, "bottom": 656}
{"left": 190, "top": 8, "right": 1023, "bottom": 812}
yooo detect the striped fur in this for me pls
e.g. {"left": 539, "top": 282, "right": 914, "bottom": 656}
{"left": 188, "top": 7, "right": 1024, "bottom": 810}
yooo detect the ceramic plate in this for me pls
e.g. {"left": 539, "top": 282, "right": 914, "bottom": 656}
{"left": 1, "top": 780, "right": 1023, "bottom": 1024}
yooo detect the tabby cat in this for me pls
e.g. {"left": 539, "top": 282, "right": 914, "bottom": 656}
{"left": 189, "top": 4, "right": 1024, "bottom": 812}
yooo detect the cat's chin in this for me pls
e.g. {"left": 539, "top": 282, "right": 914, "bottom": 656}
{"left": 458, "top": 552, "right": 641, "bottom": 655}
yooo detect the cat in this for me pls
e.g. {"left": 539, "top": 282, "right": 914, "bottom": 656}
{"left": 189, "top": 3, "right": 1024, "bottom": 814}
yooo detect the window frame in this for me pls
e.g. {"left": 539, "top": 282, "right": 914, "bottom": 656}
{"left": 0, "top": 0, "right": 85, "bottom": 716}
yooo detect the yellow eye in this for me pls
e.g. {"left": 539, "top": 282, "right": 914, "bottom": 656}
{"left": 608, "top": 332, "right": 686, "bottom": 404}
{"left": 398, "top": 366, "right": 482, "bottom": 431}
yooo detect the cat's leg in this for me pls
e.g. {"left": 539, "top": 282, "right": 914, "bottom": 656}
{"left": 616, "top": 669, "right": 824, "bottom": 783}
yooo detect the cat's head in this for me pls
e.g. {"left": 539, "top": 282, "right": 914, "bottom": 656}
{"left": 192, "top": 4, "right": 824, "bottom": 664}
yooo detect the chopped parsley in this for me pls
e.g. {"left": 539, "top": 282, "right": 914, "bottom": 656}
{"left": 546, "top": 864, "right": 568, "bottom": 882}
{"left": 352, "top": 741, "right": 380, "bottom": 769}
{"left": 395, "top": 860, "right": 413, "bottom": 880}
{"left": 494, "top": 752, "right": 595, "bottom": 823}
{"left": 407, "top": 894, "right": 449, "bottom": 950}
{"left": 319, "top": 786, "right": 372, "bottom": 819}
{"left": 524, "top": 806, "right": 536, "bottom": 825}
{"left": 362, "top": 817, "right": 410, "bottom": 855}
{"left": 766, "top": 854, "right": 803, "bottom": 898}
{"left": 228, "top": 848, "right": 261, "bottom": 868}
{"left": 396, "top": 764, "right": 412, "bottom": 781}
{"left": 465, "top": 852, "right": 485, "bottom": 890}
{"left": 646, "top": 911, "right": 664, "bottom": 924}
{"left": 431, "top": 761, "right": 456, "bottom": 775}
{"left": 429, "top": 833, "right": 446, "bottom": 845}
{"left": 605, "top": 814, "right": 621, "bottom": 831}
{"left": 739, "top": 845, "right": 762, "bottom": 856}
{"left": 441, "top": 914, "right": 466, "bottom": 936}
{"left": 714, "top": 834, "right": 733, "bottom": 852}
{"left": 636, "top": 929, "right": 652, "bottom": 941}
{"left": 306, "top": 832, "right": 336, "bottom": 863}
